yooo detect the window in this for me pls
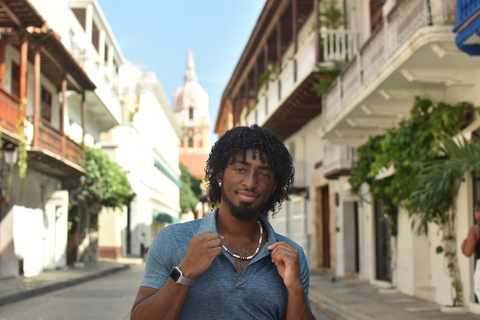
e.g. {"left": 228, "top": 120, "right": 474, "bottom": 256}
{"left": 369, "top": 0, "right": 383, "bottom": 32}
{"left": 41, "top": 87, "right": 52, "bottom": 122}
{"left": 188, "top": 138, "right": 193, "bottom": 148}
{"left": 11, "top": 62, "right": 19, "bottom": 97}
{"left": 189, "top": 107, "right": 194, "bottom": 120}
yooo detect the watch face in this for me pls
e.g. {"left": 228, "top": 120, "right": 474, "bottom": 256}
{"left": 170, "top": 267, "right": 181, "bottom": 282}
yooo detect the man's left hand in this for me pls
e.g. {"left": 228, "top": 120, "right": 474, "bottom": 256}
{"left": 268, "top": 242, "right": 303, "bottom": 291}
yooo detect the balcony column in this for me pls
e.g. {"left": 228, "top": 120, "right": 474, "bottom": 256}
{"left": 244, "top": 76, "right": 249, "bottom": 116}
{"left": 314, "top": 0, "right": 320, "bottom": 63}
{"left": 85, "top": 4, "right": 93, "bottom": 58}
{"left": 61, "top": 74, "right": 67, "bottom": 155}
{"left": 82, "top": 91, "right": 86, "bottom": 149}
{"left": 254, "top": 60, "right": 258, "bottom": 105}
{"left": 98, "top": 30, "right": 106, "bottom": 74}
{"left": 264, "top": 43, "right": 269, "bottom": 114}
{"left": 276, "top": 20, "right": 282, "bottom": 101}
{"left": 292, "top": 0, "right": 298, "bottom": 82}
{"left": 0, "top": 39, "right": 5, "bottom": 89}
{"left": 19, "top": 32, "right": 28, "bottom": 109}
{"left": 32, "top": 47, "right": 40, "bottom": 148}
{"left": 107, "top": 45, "right": 114, "bottom": 80}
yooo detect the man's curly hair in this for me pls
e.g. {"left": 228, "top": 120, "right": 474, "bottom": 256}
{"left": 205, "top": 124, "right": 294, "bottom": 217}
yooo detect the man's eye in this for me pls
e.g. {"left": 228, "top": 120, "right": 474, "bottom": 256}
{"left": 260, "top": 173, "right": 270, "bottom": 178}
{"left": 235, "top": 168, "right": 245, "bottom": 172}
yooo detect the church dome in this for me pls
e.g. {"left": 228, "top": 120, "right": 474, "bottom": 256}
{"left": 173, "top": 50, "right": 209, "bottom": 111}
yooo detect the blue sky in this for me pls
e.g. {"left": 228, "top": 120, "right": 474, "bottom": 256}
{"left": 97, "top": 0, "right": 266, "bottom": 146}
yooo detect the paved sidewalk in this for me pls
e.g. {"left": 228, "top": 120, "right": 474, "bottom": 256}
{"left": 0, "top": 257, "right": 143, "bottom": 307}
{"left": 2, "top": 258, "right": 480, "bottom": 319}
{"left": 309, "top": 270, "right": 480, "bottom": 320}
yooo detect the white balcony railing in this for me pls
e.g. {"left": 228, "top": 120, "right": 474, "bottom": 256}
{"left": 293, "top": 160, "right": 306, "bottom": 188}
{"left": 322, "top": 0, "right": 457, "bottom": 128}
{"left": 249, "top": 22, "right": 358, "bottom": 126}
{"left": 322, "top": 144, "right": 355, "bottom": 177}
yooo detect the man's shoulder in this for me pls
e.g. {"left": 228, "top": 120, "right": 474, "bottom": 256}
{"left": 274, "top": 233, "right": 305, "bottom": 253}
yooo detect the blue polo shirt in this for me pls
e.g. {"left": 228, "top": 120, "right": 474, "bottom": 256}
{"left": 141, "top": 209, "right": 311, "bottom": 319}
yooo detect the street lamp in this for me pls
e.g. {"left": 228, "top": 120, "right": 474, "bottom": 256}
{"left": 4, "top": 147, "right": 18, "bottom": 165}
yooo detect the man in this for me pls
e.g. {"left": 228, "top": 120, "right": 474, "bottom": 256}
{"left": 140, "top": 233, "right": 146, "bottom": 260}
{"left": 131, "top": 125, "right": 315, "bottom": 320}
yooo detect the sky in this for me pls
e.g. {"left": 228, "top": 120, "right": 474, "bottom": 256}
{"left": 97, "top": 0, "right": 266, "bottom": 146}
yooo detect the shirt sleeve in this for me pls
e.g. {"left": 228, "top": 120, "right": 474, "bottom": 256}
{"left": 140, "top": 227, "right": 172, "bottom": 289}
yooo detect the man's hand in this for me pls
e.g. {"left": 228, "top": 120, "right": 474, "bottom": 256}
{"left": 268, "top": 241, "right": 303, "bottom": 291}
{"left": 178, "top": 232, "right": 224, "bottom": 279}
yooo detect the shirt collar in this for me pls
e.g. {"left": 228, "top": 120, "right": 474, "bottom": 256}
{"left": 197, "top": 208, "right": 278, "bottom": 259}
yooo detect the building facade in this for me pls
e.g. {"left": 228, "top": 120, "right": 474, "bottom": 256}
{"left": 0, "top": 0, "right": 97, "bottom": 277}
{"left": 216, "top": 0, "right": 480, "bottom": 313}
{"left": 99, "top": 60, "right": 182, "bottom": 259}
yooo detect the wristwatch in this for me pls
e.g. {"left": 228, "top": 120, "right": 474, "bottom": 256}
{"left": 169, "top": 267, "right": 194, "bottom": 286}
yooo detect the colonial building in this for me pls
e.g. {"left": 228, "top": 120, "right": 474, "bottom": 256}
{"left": 216, "top": 0, "right": 480, "bottom": 314}
{"left": 25, "top": 0, "right": 125, "bottom": 265}
{"left": 99, "top": 60, "right": 182, "bottom": 259}
{"left": 173, "top": 50, "right": 211, "bottom": 181}
{"left": 0, "top": 0, "right": 96, "bottom": 277}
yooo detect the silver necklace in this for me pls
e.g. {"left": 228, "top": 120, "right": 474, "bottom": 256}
{"left": 222, "top": 221, "right": 263, "bottom": 260}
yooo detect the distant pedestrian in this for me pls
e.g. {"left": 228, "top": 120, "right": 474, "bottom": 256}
{"left": 140, "top": 233, "right": 146, "bottom": 259}
{"left": 461, "top": 200, "right": 480, "bottom": 301}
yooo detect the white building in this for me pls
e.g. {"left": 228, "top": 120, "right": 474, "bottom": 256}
{"left": 216, "top": 0, "right": 480, "bottom": 314}
{"left": 99, "top": 60, "right": 182, "bottom": 258}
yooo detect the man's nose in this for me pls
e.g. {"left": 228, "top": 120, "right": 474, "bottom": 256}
{"left": 243, "top": 171, "right": 258, "bottom": 189}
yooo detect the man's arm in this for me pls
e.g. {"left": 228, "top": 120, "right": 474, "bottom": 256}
{"left": 269, "top": 242, "right": 316, "bottom": 320}
{"left": 462, "top": 224, "right": 480, "bottom": 257}
{"left": 131, "top": 232, "right": 224, "bottom": 320}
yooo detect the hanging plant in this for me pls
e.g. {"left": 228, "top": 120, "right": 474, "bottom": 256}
{"left": 259, "top": 61, "right": 278, "bottom": 88}
{"left": 313, "top": 60, "right": 346, "bottom": 97}
{"left": 349, "top": 97, "right": 475, "bottom": 306}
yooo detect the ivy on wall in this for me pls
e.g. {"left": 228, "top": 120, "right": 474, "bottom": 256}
{"left": 349, "top": 97, "right": 473, "bottom": 235}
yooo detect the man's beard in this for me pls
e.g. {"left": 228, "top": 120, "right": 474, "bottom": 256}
{"left": 221, "top": 187, "right": 268, "bottom": 221}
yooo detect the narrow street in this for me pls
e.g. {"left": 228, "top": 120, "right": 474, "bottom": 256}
{"left": 0, "top": 264, "right": 144, "bottom": 320}
{"left": 0, "top": 261, "right": 331, "bottom": 320}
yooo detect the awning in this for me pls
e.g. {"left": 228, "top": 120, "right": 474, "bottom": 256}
{"left": 153, "top": 210, "right": 180, "bottom": 224}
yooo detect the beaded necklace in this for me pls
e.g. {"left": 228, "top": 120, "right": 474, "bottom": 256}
{"left": 222, "top": 221, "right": 263, "bottom": 260}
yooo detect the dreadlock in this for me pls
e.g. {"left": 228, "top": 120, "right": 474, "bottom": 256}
{"left": 205, "top": 124, "right": 294, "bottom": 217}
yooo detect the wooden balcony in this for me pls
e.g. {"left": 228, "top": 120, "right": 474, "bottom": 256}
{"left": 27, "top": 120, "right": 84, "bottom": 178}
{"left": 0, "top": 88, "right": 21, "bottom": 140}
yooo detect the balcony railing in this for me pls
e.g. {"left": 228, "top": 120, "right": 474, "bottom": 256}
{"left": 454, "top": 0, "right": 480, "bottom": 55}
{"left": 0, "top": 88, "right": 20, "bottom": 136}
{"left": 38, "top": 121, "right": 82, "bottom": 166}
{"left": 249, "top": 23, "right": 358, "bottom": 127}
{"left": 323, "top": 144, "right": 355, "bottom": 179}
{"left": 455, "top": 0, "right": 480, "bottom": 28}
{"left": 322, "top": 0, "right": 456, "bottom": 128}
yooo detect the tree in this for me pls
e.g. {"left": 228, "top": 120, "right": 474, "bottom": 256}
{"left": 179, "top": 163, "right": 201, "bottom": 213}
{"left": 77, "top": 146, "right": 132, "bottom": 209}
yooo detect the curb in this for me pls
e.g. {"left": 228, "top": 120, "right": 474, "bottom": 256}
{"left": 309, "top": 290, "right": 374, "bottom": 320}
{"left": 0, "top": 264, "right": 129, "bottom": 307}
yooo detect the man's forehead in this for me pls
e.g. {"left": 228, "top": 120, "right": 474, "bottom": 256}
{"left": 231, "top": 149, "right": 271, "bottom": 162}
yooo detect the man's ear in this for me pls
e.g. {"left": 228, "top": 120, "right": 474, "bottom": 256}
{"left": 217, "top": 172, "right": 223, "bottom": 185}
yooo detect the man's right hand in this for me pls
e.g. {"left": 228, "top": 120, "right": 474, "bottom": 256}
{"left": 177, "top": 232, "right": 224, "bottom": 279}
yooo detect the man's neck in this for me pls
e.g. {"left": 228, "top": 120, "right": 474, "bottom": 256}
{"left": 216, "top": 205, "right": 260, "bottom": 239}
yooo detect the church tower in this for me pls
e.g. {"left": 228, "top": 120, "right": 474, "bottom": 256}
{"left": 172, "top": 50, "right": 211, "bottom": 180}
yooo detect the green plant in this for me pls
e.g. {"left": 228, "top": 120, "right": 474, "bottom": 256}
{"left": 349, "top": 97, "right": 474, "bottom": 306}
{"left": 319, "top": 0, "right": 343, "bottom": 29}
{"left": 313, "top": 60, "right": 346, "bottom": 96}
{"left": 179, "top": 162, "right": 201, "bottom": 213}
{"left": 76, "top": 146, "right": 132, "bottom": 209}
{"left": 259, "top": 61, "right": 278, "bottom": 88}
